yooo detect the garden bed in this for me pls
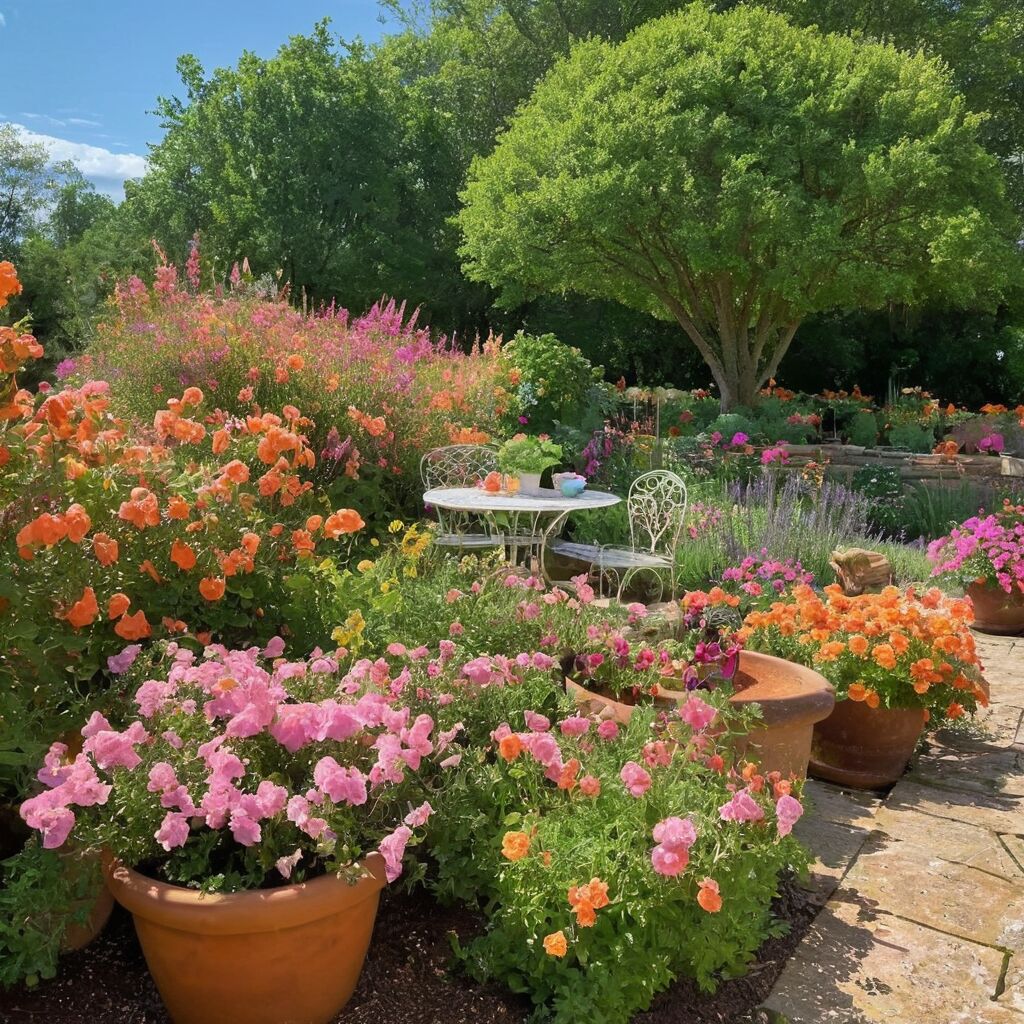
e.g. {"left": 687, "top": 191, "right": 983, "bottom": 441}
{"left": 0, "top": 881, "right": 817, "bottom": 1024}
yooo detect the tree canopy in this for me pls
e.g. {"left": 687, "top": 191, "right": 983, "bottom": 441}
{"left": 459, "top": 3, "right": 1018, "bottom": 408}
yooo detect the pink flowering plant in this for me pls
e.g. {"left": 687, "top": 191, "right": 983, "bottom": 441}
{"left": 424, "top": 677, "right": 808, "bottom": 1023}
{"left": 19, "top": 639, "right": 443, "bottom": 892}
{"left": 927, "top": 501, "right": 1024, "bottom": 597}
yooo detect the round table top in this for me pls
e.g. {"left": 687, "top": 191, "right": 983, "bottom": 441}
{"left": 423, "top": 486, "right": 621, "bottom": 513}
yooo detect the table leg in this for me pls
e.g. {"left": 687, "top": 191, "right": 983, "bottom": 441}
{"left": 538, "top": 509, "right": 572, "bottom": 587}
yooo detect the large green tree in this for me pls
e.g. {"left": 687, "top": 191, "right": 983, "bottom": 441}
{"left": 459, "top": 4, "right": 1018, "bottom": 409}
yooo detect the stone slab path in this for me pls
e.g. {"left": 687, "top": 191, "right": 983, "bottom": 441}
{"left": 749, "top": 632, "right": 1024, "bottom": 1024}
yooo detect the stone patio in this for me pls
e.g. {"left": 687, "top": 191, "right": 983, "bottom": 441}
{"left": 749, "top": 632, "right": 1024, "bottom": 1024}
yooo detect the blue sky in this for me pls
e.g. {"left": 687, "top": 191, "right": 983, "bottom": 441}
{"left": 0, "top": 1, "right": 392, "bottom": 199}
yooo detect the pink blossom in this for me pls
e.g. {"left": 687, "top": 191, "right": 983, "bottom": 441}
{"left": 719, "top": 789, "right": 765, "bottom": 823}
{"left": 108, "top": 644, "right": 142, "bottom": 674}
{"left": 276, "top": 849, "right": 303, "bottom": 880}
{"left": 314, "top": 757, "right": 368, "bottom": 805}
{"left": 596, "top": 720, "right": 620, "bottom": 741}
{"left": 229, "top": 811, "right": 261, "bottom": 846}
{"left": 84, "top": 722, "right": 149, "bottom": 771}
{"left": 404, "top": 801, "right": 434, "bottom": 827}
{"left": 620, "top": 761, "right": 652, "bottom": 798}
{"left": 579, "top": 774, "right": 601, "bottom": 798}
{"left": 524, "top": 711, "right": 550, "bottom": 732}
{"left": 775, "top": 794, "right": 803, "bottom": 837}
{"left": 653, "top": 816, "right": 697, "bottom": 850}
{"left": 263, "top": 636, "right": 286, "bottom": 659}
{"left": 81, "top": 711, "right": 112, "bottom": 739}
{"left": 379, "top": 825, "right": 413, "bottom": 882}
{"left": 679, "top": 695, "right": 717, "bottom": 732}
{"left": 155, "top": 812, "right": 191, "bottom": 851}
{"left": 559, "top": 716, "right": 590, "bottom": 737}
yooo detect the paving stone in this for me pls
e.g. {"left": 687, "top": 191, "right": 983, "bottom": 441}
{"left": 884, "top": 779, "right": 1024, "bottom": 836}
{"left": 909, "top": 746, "right": 1024, "bottom": 798}
{"left": 1004, "top": 836, "right": 1024, "bottom": 874}
{"left": 803, "top": 779, "right": 884, "bottom": 831}
{"left": 929, "top": 708, "right": 1024, "bottom": 755}
{"left": 872, "top": 805, "right": 1023, "bottom": 881}
{"left": 793, "top": 815, "right": 871, "bottom": 905}
{"left": 840, "top": 836, "right": 1024, "bottom": 950}
{"left": 998, "top": 954, "right": 1024, "bottom": 1014}
{"left": 761, "top": 900, "right": 1006, "bottom": 1024}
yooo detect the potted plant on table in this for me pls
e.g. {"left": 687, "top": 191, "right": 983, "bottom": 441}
{"left": 927, "top": 502, "right": 1024, "bottom": 634}
{"left": 740, "top": 584, "right": 988, "bottom": 788}
{"left": 19, "top": 640, "right": 440, "bottom": 1024}
{"left": 497, "top": 433, "right": 563, "bottom": 494}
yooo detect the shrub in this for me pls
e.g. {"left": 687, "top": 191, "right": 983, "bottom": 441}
{"left": 82, "top": 270, "right": 514, "bottom": 516}
{"left": 927, "top": 502, "right": 1024, "bottom": 595}
{"left": 741, "top": 584, "right": 987, "bottom": 720}
{"left": 502, "top": 331, "right": 605, "bottom": 433}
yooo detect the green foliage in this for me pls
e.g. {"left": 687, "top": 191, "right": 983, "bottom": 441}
{"left": 847, "top": 410, "right": 881, "bottom": 447}
{"left": 503, "top": 331, "right": 604, "bottom": 433}
{"left": 497, "top": 434, "right": 564, "bottom": 474}
{"left": 459, "top": 4, "right": 1017, "bottom": 408}
{"left": 886, "top": 423, "right": 936, "bottom": 453}
{"left": 427, "top": 687, "right": 808, "bottom": 1023}
{"left": 0, "top": 840, "right": 103, "bottom": 988}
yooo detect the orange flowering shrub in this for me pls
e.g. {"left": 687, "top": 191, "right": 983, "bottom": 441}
{"left": 740, "top": 584, "right": 987, "bottom": 719}
{"left": 0, "top": 334, "right": 367, "bottom": 794}
{"left": 81, "top": 267, "right": 517, "bottom": 517}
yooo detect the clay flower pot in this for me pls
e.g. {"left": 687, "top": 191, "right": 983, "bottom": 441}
{"left": 967, "top": 581, "right": 1024, "bottom": 635}
{"left": 566, "top": 650, "right": 834, "bottom": 778}
{"left": 105, "top": 854, "right": 387, "bottom": 1024}
{"left": 60, "top": 851, "right": 114, "bottom": 952}
{"left": 809, "top": 699, "right": 927, "bottom": 789}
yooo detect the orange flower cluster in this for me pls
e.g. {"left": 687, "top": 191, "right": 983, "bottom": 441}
{"left": 567, "top": 877, "right": 610, "bottom": 927}
{"left": 0, "top": 261, "right": 22, "bottom": 308}
{"left": 347, "top": 405, "right": 388, "bottom": 438}
{"left": 741, "top": 584, "right": 987, "bottom": 718}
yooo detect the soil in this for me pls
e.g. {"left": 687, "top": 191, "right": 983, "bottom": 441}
{"left": 0, "top": 879, "right": 817, "bottom": 1024}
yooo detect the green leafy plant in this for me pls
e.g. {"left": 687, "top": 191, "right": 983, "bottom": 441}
{"left": 497, "top": 434, "right": 564, "bottom": 474}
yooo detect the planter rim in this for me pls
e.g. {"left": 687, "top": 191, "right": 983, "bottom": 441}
{"left": 728, "top": 650, "right": 836, "bottom": 728}
{"left": 567, "top": 650, "right": 834, "bottom": 730}
{"left": 104, "top": 852, "right": 386, "bottom": 935}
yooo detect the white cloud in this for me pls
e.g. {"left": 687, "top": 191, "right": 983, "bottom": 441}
{"left": 0, "top": 13, "right": 6, "bottom": 28}
{"left": 67, "top": 117, "right": 102, "bottom": 128}
{"left": 8, "top": 122, "right": 147, "bottom": 200}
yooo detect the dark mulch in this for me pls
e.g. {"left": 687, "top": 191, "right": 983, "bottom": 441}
{"left": 0, "top": 880, "right": 817, "bottom": 1024}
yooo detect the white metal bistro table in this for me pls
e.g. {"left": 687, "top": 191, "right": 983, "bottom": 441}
{"left": 422, "top": 486, "right": 621, "bottom": 583}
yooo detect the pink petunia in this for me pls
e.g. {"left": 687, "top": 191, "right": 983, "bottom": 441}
{"left": 620, "top": 761, "right": 652, "bottom": 798}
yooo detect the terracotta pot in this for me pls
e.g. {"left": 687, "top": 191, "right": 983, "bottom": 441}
{"left": 967, "top": 581, "right": 1024, "bottom": 635}
{"left": 565, "top": 650, "right": 834, "bottom": 778}
{"left": 809, "top": 699, "right": 927, "bottom": 790}
{"left": 105, "top": 854, "right": 387, "bottom": 1024}
{"left": 60, "top": 850, "right": 114, "bottom": 952}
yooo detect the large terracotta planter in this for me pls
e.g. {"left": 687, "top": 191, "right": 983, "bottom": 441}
{"left": 968, "top": 581, "right": 1024, "bottom": 635}
{"left": 60, "top": 850, "right": 114, "bottom": 952}
{"left": 809, "top": 699, "right": 927, "bottom": 789}
{"left": 105, "top": 854, "right": 387, "bottom": 1024}
{"left": 565, "top": 650, "right": 835, "bottom": 778}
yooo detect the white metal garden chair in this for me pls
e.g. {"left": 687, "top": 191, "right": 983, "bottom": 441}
{"left": 420, "top": 444, "right": 504, "bottom": 551}
{"left": 551, "top": 470, "right": 687, "bottom": 601}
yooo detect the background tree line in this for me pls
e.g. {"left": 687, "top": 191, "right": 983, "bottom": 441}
{"left": 2, "top": 0, "right": 1022, "bottom": 403}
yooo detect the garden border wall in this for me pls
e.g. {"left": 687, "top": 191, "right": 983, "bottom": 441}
{"left": 780, "top": 444, "right": 1024, "bottom": 489}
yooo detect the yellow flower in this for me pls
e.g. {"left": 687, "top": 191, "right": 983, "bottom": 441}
{"left": 370, "top": 538, "right": 380, "bottom": 547}
{"left": 357, "top": 559, "right": 374, "bottom": 572}
{"left": 404, "top": 565, "right": 418, "bottom": 578}
{"left": 380, "top": 581, "right": 392, "bottom": 594}
{"left": 388, "top": 519, "right": 405, "bottom": 534}
{"left": 331, "top": 609, "right": 366, "bottom": 646}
